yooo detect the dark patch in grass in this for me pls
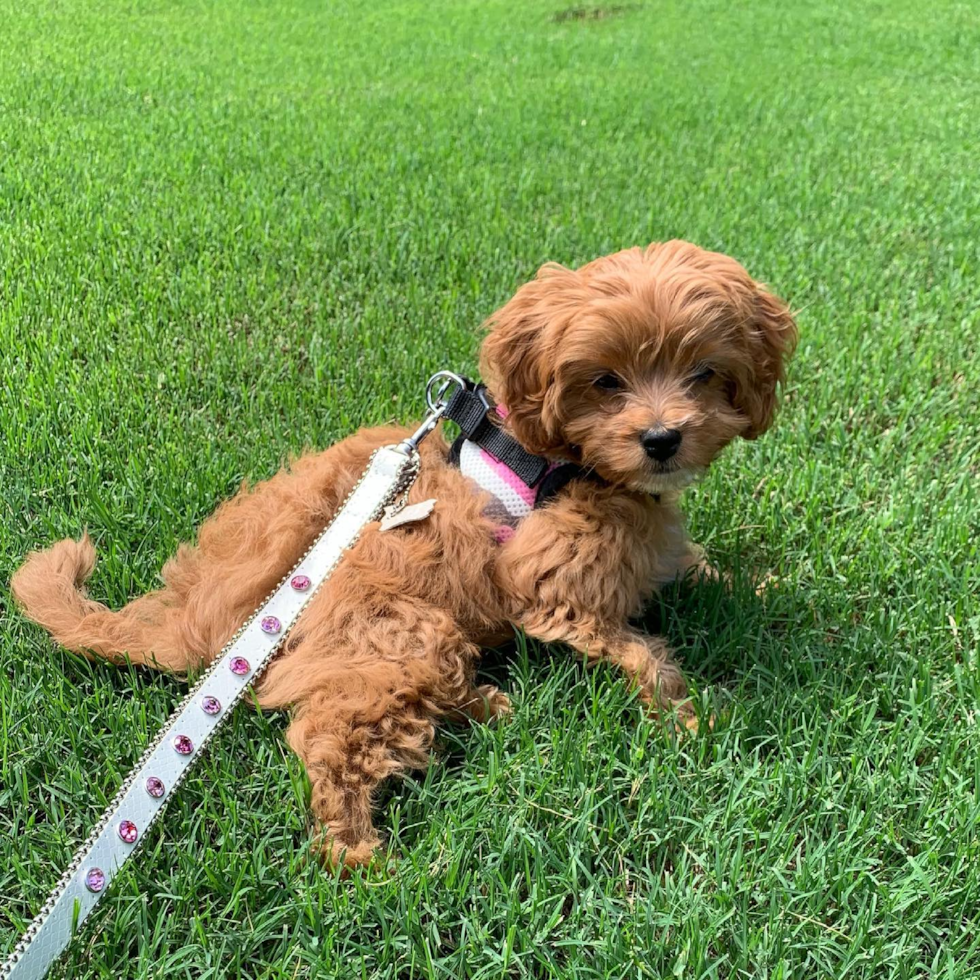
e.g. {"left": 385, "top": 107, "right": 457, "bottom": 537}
{"left": 553, "top": 4, "right": 639, "bottom": 23}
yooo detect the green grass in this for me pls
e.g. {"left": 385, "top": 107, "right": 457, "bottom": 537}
{"left": 2, "top": 0, "right": 979, "bottom": 976}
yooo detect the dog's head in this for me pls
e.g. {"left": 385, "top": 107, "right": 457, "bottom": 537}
{"left": 479, "top": 240, "right": 797, "bottom": 493}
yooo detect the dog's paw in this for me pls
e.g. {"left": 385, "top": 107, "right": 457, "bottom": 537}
{"left": 316, "top": 836, "right": 382, "bottom": 875}
{"left": 692, "top": 561, "right": 734, "bottom": 591}
{"left": 752, "top": 571, "right": 780, "bottom": 596}
{"left": 649, "top": 698, "right": 714, "bottom": 737}
{"left": 478, "top": 684, "right": 512, "bottom": 721}
{"left": 456, "top": 684, "right": 512, "bottom": 724}
{"left": 677, "top": 709, "right": 716, "bottom": 736}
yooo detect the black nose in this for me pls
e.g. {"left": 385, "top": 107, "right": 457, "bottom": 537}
{"left": 641, "top": 427, "right": 682, "bottom": 462}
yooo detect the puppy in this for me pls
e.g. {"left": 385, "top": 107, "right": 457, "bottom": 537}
{"left": 12, "top": 240, "right": 796, "bottom": 868}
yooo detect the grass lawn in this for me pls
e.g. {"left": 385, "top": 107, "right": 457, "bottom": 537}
{"left": 2, "top": 0, "right": 979, "bottom": 976}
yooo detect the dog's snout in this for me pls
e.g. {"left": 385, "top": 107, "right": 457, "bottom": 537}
{"left": 640, "top": 427, "right": 682, "bottom": 462}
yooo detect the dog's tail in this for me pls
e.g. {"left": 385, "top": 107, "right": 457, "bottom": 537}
{"left": 10, "top": 534, "right": 129, "bottom": 662}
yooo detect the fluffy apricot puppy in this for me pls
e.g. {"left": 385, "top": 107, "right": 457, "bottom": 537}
{"left": 12, "top": 240, "right": 797, "bottom": 868}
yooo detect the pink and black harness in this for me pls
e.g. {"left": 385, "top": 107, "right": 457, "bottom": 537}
{"left": 443, "top": 380, "right": 597, "bottom": 542}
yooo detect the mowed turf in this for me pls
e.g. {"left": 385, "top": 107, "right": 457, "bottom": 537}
{"left": 2, "top": 0, "right": 979, "bottom": 976}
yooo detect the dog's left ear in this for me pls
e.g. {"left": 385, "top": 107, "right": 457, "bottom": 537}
{"left": 732, "top": 285, "right": 798, "bottom": 439}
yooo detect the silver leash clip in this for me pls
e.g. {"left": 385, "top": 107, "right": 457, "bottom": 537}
{"left": 395, "top": 371, "right": 468, "bottom": 455}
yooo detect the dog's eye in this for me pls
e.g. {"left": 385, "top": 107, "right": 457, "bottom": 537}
{"left": 593, "top": 374, "right": 623, "bottom": 391}
{"left": 692, "top": 365, "right": 715, "bottom": 384}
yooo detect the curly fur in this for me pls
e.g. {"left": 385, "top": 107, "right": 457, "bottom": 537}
{"left": 11, "top": 240, "right": 796, "bottom": 869}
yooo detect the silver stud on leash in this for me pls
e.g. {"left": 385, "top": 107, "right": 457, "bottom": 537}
{"left": 2, "top": 376, "right": 454, "bottom": 980}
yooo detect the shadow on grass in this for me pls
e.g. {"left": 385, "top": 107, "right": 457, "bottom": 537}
{"left": 471, "top": 566, "right": 804, "bottom": 695}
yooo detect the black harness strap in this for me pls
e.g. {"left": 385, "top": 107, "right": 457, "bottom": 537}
{"left": 534, "top": 461, "right": 587, "bottom": 502}
{"left": 443, "top": 377, "right": 619, "bottom": 510}
{"left": 443, "top": 382, "right": 549, "bottom": 488}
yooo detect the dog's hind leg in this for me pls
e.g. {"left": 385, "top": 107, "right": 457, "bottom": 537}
{"left": 283, "top": 683, "right": 437, "bottom": 869}
{"left": 259, "top": 596, "right": 483, "bottom": 868}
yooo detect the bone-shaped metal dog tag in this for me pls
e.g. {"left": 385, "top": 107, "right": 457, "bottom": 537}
{"left": 379, "top": 498, "right": 436, "bottom": 532}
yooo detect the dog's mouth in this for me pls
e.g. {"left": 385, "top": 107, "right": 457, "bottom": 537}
{"left": 628, "top": 461, "right": 702, "bottom": 494}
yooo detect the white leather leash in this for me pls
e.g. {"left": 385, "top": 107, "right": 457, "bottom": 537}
{"left": 2, "top": 372, "right": 466, "bottom": 980}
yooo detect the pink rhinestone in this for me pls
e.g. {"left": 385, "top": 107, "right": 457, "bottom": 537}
{"left": 84, "top": 867, "right": 105, "bottom": 892}
{"left": 229, "top": 656, "right": 250, "bottom": 676}
{"left": 260, "top": 615, "right": 282, "bottom": 635}
{"left": 290, "top": 574, "right": 311, "bottom": 592}
{"left": 201, "top": 695, "right": 221, "bottom": 715}
{"left": 145, "top": 776, "right": 165, "bottom": 798}
{"left": 172, "top": 734, "right": 194, "bottom": 755}
{"left": 118, "top": 820, "right": 138, "bottom": 844}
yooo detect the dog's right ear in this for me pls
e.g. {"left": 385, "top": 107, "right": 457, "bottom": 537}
{"left": 478, "top": 263, "right": 587, "bottom": 455}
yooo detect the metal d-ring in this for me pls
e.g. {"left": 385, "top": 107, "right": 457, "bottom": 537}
{"left": 394, "top": 371, "right": 469, "bottom": 456}
{"left": 425, "top": 371, "right": 468, "bottom": 413}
